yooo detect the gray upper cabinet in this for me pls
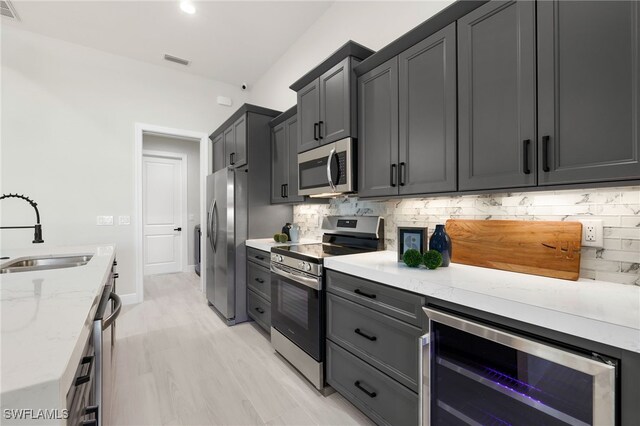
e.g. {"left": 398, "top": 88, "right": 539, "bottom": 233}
{"left": 231, "top": 114, "right": 247, "bottom": 168}
{"left": 457, "top": 0, "right": 537, "bottom": 191}
{"left": 319, "top": 57, "right": 355, "bottom": 144}
{"left": 537, "top": 0, "right": 640, "bottom": 185}
{"left": 297, "top": 79, "right": 320, "bottom": 153}
{"left": 286, "top": 116, "right": 303, "bottom": 203}
{"left": 223, "top": 125, "right": 235, "bottom": 168}
{"left": 212, "top": 133, "right": 225, "bottom": 173}
{"left": 398, "top": 23, "right": 457, "bottom": 195}
{"left": 271, "top": 122, "right": 288, "bottom": 203}
{"left": 357, "top": 57, "right": 399, "bottom": 198}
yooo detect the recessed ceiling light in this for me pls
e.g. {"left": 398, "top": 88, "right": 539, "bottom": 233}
{"left": 180, "top": 1, "right": 195, "bottom": 15}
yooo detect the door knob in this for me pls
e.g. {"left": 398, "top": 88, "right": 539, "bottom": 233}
{"left": 174, "top": 227, "right": 182, "bottom": 231}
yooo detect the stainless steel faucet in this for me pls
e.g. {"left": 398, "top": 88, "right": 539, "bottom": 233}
{"left": 0, "top": 193, "right": 44, "bottom": 243}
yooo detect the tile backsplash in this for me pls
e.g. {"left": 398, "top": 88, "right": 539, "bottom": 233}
{"left": 294, "top": 186, "right": 640, "bottom": 286}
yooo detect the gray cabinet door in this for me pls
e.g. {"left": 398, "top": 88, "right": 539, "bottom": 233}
{"left": 286, "top": 115, "right": 304, "bottom": 203}
{"left": 212, "top": 133, "right": 225, "bottom": 173}
{"left": 319, "top": 57, "right": 352, "bottom": 145}
{"left": 538, "top": 0, "right": 640, "bottom": 185}
{"left": 223, "top": 125, "right": 235, "bottom": 168}
{"left": 458, "top": 0, "right": 537, "bottom": 191}
{"left": 271, "top": 122, "right": 288, "bottom": 204}
{"left": 297, "top": 78, "right": 320, "bottom": 153}
{"left": 232, "top": 114, "right": 247, "bottom": 168}
{"left": 398, "top": 22, "right": 457, "bottom": 195}
{"left": 357, "top": 57, "right": 399, "bottom": 198}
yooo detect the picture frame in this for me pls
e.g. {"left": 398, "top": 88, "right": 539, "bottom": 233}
{"left": 397, "top": 227, "right": 429, "bottom": 261}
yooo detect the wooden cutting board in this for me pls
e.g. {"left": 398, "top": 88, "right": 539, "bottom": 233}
{"left": 446, "top": 219, "right": 583, "bottom": 280}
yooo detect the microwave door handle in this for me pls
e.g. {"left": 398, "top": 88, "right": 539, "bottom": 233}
{"left": 326, "top": 147, "right": 337, "bottom": 192}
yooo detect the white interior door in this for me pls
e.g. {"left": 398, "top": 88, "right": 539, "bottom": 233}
{"left": 143, "top": 154, "right": 184, "bottom": 275}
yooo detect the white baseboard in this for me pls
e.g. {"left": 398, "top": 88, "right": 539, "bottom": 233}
{"left": 119, "top": 293, "right": 139, "bottom": 306}
{"left": 183, "top": 264, "right": 197, "bottom": 273}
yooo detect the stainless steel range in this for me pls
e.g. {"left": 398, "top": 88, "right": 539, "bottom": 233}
{"left": 270, "top": 216, "right": 384, "bottom": 390}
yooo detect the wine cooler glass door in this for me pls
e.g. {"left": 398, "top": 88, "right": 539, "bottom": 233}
{"left": 422, "top": 308, "right": 616, "bottom": 426}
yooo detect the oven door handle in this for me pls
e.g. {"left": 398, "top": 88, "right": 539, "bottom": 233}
{"left": 326, "top": 147, "right": 337, "bottom": 193}
{"left": 271, "top": 264, "right": 321, "bottom": 291}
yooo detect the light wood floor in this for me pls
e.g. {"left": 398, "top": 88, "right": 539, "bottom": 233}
{"left": 110, "top": 272, "right": 374, "bottom": 426}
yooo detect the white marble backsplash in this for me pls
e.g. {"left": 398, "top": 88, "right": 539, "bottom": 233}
{"left": 293, "top": 186, "right": 640, "bottom": 286}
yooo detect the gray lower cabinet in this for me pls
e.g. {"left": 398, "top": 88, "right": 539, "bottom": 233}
{"left": 271, "top": 109, "right": 304, "bottom": 204}
{"left": 212, "top": 133, "right": 225, "bottom": 173}
{"left": 398, "top": 22, "right": 457, "bottom": 195}
{"left": 537, "top": 0, "right": 640, "bottom": 185}
{"left": 357, "top": 57, "right": 399, "bottom": 198}
{"left": 246, "top": 248, "right": 271, "bottom": 333}
{"left": 457, "top": 0, "right": 537, "bottom": 191}
{"left": 326, "top": 269, "right": 425, "bottom": 426}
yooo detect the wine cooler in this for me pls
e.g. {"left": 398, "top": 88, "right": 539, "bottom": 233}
{"left": 421, "top": 308, "right": 617, "bottom": 426}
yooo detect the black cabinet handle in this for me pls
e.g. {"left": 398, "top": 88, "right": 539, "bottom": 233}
{"left": 113, "top": 273, "right": 119, "bottom": 279}
{"left": 314, "top": 123, "right": 319, "bottom": 141}
{"left": 284, "top": 184, "right": 289, "bottom": 198}
{"left": 174, "top": 227, "right": 182, "bottom": 232}
{"left": 255, "top": 277, "right": 265, "bottom": 284}
{"left": 318, "top": 121, "right": 324, "bottom": 140}
{"left": 523, "top": 139, "right": 531, "bottom": 175}
{"left": 399, "top": 162, "right": 406, "bottom": 186}
{"left": 542, "top": 136, "right": 551, "bottom": 172}
{"left": 354, "top": 288, "right": 376, "bottom": 299}
{"left": 354, "top": 328, "right": 377, "bottom": 341}
{"left": 230, "top": 152, "right": 236, "bottom": 165}
{"left": 390, "top": 164, "right": 397, "bottom": 187}
{"left": 281, "top": 184, "right": 285, "bottom": 198}
{"left": 354, "top": 381, "right": 377, "bottom": 398}
{"left": 255, "top": 307, "right": 265, "bottom": 314}
{"left": 255, "top": 255, "right": 265, "bottom": 261}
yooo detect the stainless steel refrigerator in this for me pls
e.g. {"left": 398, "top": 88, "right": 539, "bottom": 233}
{"left": 205, "top": 166, "right": 291, "bottom": 325}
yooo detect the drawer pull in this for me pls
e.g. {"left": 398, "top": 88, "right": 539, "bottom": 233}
{"left": 255, "top": 278, "right": 265, "bottom": 284}
{"left": 354, "top": 328, "right": 377, "bottom": 341}
{"left": 354, "top": 380, "right": 377, "bottom": 398}
{"left": 255, "top": 307, "right": 265, "bottom": 314}
{"left": 354, "top": 288, "right": 376, "bottom": 299}
{"left": 255, "top": 255, "right": 265, "bottom": 261}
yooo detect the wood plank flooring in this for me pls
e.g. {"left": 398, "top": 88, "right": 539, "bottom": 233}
{"left": 110, "top": 272, "right": 374, "bottom": 426}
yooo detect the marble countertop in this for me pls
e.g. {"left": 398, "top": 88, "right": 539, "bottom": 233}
{"left": 246, "top": 238, "right": 319, "bottom": 252}
{"left": 324, "top": 251, "right": 640, "bottom": 354}
{"left": 1, "top": 244, "right": 116, "bottom": 416}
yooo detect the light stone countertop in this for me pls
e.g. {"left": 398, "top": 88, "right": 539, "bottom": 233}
{"left": 1, "top": 244, "right": 116, "bottom": 421}
{"left": 324, "top": 250, "right": 640, "bottom": 354}
{"left": 245, "top": 238, "right": 320, "bottom": 253}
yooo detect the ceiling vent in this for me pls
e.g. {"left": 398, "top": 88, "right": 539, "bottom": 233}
{"left": 1, "top": 0, "right": 19, "bottom": 20}
{"left": 164, "top": 54, "right": 190, "bottom": 66}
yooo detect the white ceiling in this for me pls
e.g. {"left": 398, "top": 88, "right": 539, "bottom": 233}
{"left": 4, "top": 1, "right": 334, "bottom": 87}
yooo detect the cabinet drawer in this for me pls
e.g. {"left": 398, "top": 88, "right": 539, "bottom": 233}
{"left": 327, "top": 293, "right": 422, "bottom": 391}
{"left": 327, "top": 340, "right": 419, "bottom": 426}
{"left": 326, "top": 270, "right": 426, "bottom": 328}
{"left": 247, "top": 247, "right": 270, "bottom": 269}
{"left": 247, "top": 290, "right": 271, "bottom": 333}
{"left": 247, "top": 261, "right": 271, "bottom": 302}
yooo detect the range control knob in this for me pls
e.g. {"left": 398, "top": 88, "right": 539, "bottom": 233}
{"left": 298, "top": 262, "right": 304, "bottom": 269}
{"left": 304, "top": 263, "right": 312, "bottom": 272}
{"left": 275, "top": 255, "right": 283, "bottom": 262}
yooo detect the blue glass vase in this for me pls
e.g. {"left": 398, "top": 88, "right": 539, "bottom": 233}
{"left": 429, "top": 225, "right": 451, "bottom": 267}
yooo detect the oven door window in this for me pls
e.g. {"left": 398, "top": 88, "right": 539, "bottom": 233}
{"left": 271, "top": 270, "right": 321, "bottom": 361}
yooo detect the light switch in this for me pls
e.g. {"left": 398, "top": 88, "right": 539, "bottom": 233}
{"left": 96, "top": 216, "right": 114, "bottom": 226}
{"left": 118, "top": 215, "right": 131, "bottom": 225}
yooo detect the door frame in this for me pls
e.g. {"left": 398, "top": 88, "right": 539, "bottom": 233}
{"left": 134, "top": 123, "right": 209, "bottom": 304}
{"left": 142, "top": 150, "right": 188, "bottom": 276}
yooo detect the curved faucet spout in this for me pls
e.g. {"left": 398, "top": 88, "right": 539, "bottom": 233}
{"left": 0, "top": 193, "right": 44, "bottom": 243}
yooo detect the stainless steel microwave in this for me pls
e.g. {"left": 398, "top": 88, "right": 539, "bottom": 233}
{"left": 298, "top": 138, "right": 355, "bottom": 197}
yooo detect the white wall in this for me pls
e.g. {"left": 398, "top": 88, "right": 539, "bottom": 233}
{"left": 143, "top": 134, "right": 201, "bottom": 267}
{"left": 1, "top": 26, "right": 249, "bottom": 297}
{"left": 248, "top": 1, "right": 453, "bottom": 110}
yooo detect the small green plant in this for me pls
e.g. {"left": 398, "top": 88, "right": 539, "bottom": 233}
{"left": 273, "top": 233, "right": 281, "bottom": 242}
{"left": 275, "top": 233, "right": 289, "bottom": 243}
{"left": 423, "top": 250, "right": 443, "bottom": 270}
{"left": 402, "top": 249, "right": 423, "bottom": 268}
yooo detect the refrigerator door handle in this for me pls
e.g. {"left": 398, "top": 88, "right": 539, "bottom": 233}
{"left": 207, "top": 199, "right": 215, "bottom": 252}
{"left": 212, "top": 200, "right": 218, "bottom": 253}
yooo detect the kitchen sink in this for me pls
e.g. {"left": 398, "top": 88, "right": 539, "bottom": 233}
{"left": 0, "top": 255, "right": 93, "bottom": 274}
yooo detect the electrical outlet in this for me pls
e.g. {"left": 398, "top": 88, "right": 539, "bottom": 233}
{"left": 577, "top": 219, "right": 603, "bottom": 247}
{"left": 96, "top": 216, "right": 114, "bottom": 226}
{"left": 118, "top": 215, "right": 131, "bottom": 225}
